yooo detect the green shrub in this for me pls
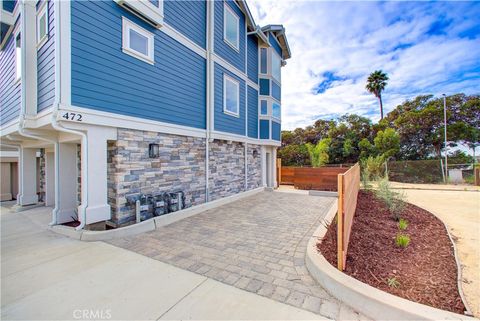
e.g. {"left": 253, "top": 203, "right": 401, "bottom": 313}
{"left": 398, "top": 218, "right": 408, "bottom": 230}
{"left": 375, "top": 177, "right": 406, "bottom": 220}
{"left": 362, "top": 155, "right": 386, "bottom": 181}
{"left": 395, "top": 233, "right": 410, "bottom": 248}
{"left": 387, "top": 277, "right": 400, "bottom": 288}
{"left": 464, "top": 175, "right": 475, "bottom": 185}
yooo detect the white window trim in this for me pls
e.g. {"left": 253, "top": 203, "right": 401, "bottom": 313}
{"left": 14, "top": 30, "right": 21, "bottom": 83}
{"left": 223, "top": 3, "right": 239, "bottom": 52}
{"left": 259, "top": 47, "right": 268, "bottom": 75}
{"left": 36, "top": 1, "right": 48, "bottom": 48}
{"left": 260, "top": 99, "right": 268, "bottom": 116}
{"left": 122, "top": 17, "right": 155, "bottom": 65}
{"left": 223, "top": 74, "right": 240, "bottom": 118}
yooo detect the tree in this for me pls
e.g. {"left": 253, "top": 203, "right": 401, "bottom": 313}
{"left": 358, "top": 138, "right": 376, "bottom": 159}
{"left": 366, "top": 70, "right": 389, "bottom": 120}
{"left": 374, "top": 128, "right": 400, "bottom": 159}
{"left": 306, "top": 138, "right": 331, "bottom": 167}
{"left": 277, "top": 144, "right": 310, "bottom": 166}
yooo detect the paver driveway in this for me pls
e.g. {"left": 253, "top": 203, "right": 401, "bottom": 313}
{"left": 108, "top": 191, "right": 362, "bottom": 320}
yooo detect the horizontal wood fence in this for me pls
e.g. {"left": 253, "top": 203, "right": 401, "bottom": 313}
{"left": 337, "top": 163, "right": 360, "bottom": 271}
{"left": 277, "top": 163, "right": 349, "bottom": 191}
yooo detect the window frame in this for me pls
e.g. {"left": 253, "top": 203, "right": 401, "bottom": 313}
{"left": 272, "top": 102, "right": 281, "bottom": 120}
{"left": 223, "top": 3, "right": 239, "bottom": 51}
{"left": 223, "top": 74, "right": 240, "bottom": 117}
{"left": 271, "top": 50, "right": 282, "bottom": 82}
{"left": 122, "top": 17, "right": 155, "bottom": 65}
{"left": 36, "top": 1, "right": 48, "bottom": 48}
{"left": 260, "top": 99, "right": 268, "bottom": 115}
{"left": 259, "top": 47, "right": 268, "bottom": 75}
{"left": 15, "top": 31, "right": 21, "bottom": 83}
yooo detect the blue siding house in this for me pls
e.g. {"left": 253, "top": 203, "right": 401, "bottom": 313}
{"left": 0, "top": 0, "right": 291, "bottom": 229}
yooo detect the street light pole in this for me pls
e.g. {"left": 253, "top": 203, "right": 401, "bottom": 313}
{"left": 443, "top": 94, "right": 448, "bottom": 182}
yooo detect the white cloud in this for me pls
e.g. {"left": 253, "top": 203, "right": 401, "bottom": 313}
{"left": 248, "top": 0, "right": 480, "bottom": 129}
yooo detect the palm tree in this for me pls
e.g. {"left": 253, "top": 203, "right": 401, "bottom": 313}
{"left": 366, "top": 70, "right": 389, "bottom": 120}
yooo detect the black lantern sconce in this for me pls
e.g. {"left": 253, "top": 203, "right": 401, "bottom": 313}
{"left": 149, "top": 143, "right": 160, "bottom": 158}
{"left": 253, "top": 149, "right": 258, "bottom": 158}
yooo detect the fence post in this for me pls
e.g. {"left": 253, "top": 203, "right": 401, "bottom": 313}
{"left": 337, "top": 173, "right": 344, "bottom": 271}
{"left": 277, "top": 158, "right": 282, "bottom": 186}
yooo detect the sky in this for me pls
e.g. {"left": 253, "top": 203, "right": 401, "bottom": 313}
{"left": 248, "top": 0, "right": 480, "bottom": 130}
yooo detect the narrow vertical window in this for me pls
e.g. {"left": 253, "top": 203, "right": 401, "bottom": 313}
{"left": 272, "top": 102, "right": 281, "bottom": 119}
{"left": 122, "top": 17, "right": 154, "bottom": 64}
{"left": 36, "top": 2, "right": 48, "bottom": 47}
{"left": 15, "top": 33, "right": 21, "bottom": 81}
{"left": 260, "top": 48, "right": 267, "bottom": 74}
{"left": 223, "top": 4, "right": 239, "bottom": 50}
{"left": 223, "top": 75, "right": 240, "bottom": 116}
{"left": 260, "top": 100, "right": 268, "bottom": 115}
{"left": 271, "top": 51, "right": 281, "bottom": 82}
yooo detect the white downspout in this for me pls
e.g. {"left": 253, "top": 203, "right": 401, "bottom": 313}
{"left": 52, "top": 0, "right": 88, "bottom": 230}
{"left": 205, "top": 0, "right": 215, "bottom": 203}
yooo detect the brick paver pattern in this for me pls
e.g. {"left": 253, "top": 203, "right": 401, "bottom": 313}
{"left": 107, "top": 191, "right": 363, "bottom": 320}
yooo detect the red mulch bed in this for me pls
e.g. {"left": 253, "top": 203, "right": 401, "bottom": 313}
{"left": 318, "top": 190, "right": 466, "bottom": 314}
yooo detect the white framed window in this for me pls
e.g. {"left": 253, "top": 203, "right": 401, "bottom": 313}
{"left": 260, "top": 48, "right": 268, "bottom": 74}
{"left": 15, "top": 32, "right": 21, "bottom": 82}
{"left": 122, "top": 17, "right": 154, "bottom": 64}
{"left": 260, "top": 100, "right": 268, "bottom": 115}
{"left": 36, "top": 1, "right": 48, "bottom": 48}
{"left": 223, "top": 74, "right": 240, "bottom": 117}
{"left": 272, "top": 102, "right": 281, "bottom": 119}
{"left": 271, "top": 51, "right": 281, "bottom": 82}
{"left": 223, "top": 3, "right": 239, "bottom": 51}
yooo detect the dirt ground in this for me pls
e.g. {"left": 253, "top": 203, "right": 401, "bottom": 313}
{"left": 395, "top": 187, "right": 480, "bottom": 317}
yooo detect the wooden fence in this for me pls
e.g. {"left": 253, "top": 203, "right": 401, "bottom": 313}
{"left": 337, "top": 163, "right": 360, "bottom": 271}
{"left": 277, "top": 162, "right": 349, "bottom": 191}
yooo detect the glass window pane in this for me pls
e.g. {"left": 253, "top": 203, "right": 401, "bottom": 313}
{"left": 129, "top": 29, "right": 148, "bottom": 56}
{"left": 272, "top": 52, "right": 281, "bottom": 81}
{"left": 272, "top": 102, "right": 281, "bottom": 118}
{"left": 225, "top": 9, "right": 238, "bottom": 48}
{"left": 260, "top": 48, "right": 267, "bottom": 74}
{"left": 261, "top": 100, "right": 268, "bottom": 115}
{"left": 40, "top": 14, "right": 46, "bottom": 38}
{"left": 16, "top": 34, "right": 21, "bottom": 80}
{"left": 225, "top": 79, "right": 238, "bottom": 114}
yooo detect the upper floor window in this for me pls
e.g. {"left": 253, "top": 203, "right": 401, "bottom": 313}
{"left": 223, "top": 75, "right": 239, "bottom": 117}
{"left": 272, "top": 102, "right": 281, "bottom": 119}
{"left": 272, "top": 51, "right": 281, "bottom": 82}
{"left": 260, "top": 100, "right": 268, "bottom": 115}
{"left": 36, "top": 2, "right": 48, "bottom": 48}
{"left": 15, "top": 32, "right": 21, "bottom": 82}
{"left": 122, "top": 17, "right": 154, "bottom": 64}
{"left": 224, "top": 4, "right": 239, "bottom": 51}
{"left": 260, "top": 48, "right": 267, "bottom": 74}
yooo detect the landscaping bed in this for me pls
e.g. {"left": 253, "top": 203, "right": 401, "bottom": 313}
{"left": 318, "top": 190, "right": 466, "bottom": 314}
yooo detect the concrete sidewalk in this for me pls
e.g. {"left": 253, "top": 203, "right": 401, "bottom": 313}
{"left": 1, "top": 205, "right": 326, "bottom": 320}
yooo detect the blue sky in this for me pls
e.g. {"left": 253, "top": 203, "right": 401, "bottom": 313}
{"left": 249, "top": 1, "right": 480, "bottom": 130}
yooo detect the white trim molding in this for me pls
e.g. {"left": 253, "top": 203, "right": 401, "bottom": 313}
{"left": 223, "top": 74, "right": 240, "bottom": 117}
{"left": 122, "top": 17, "right": 155, "bottom": 65}
{"left": 223, "top": 2, "right": 240, "bottom": 52}
{"left": 114, "top": 0, "right": 164, "bottom": 28}
{"left": 36, "top": 0, "right": 48, "bottom": 49}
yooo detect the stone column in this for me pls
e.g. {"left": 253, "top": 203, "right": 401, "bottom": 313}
{"left": 17, "top": 147, "right": 38, "bottom": 206}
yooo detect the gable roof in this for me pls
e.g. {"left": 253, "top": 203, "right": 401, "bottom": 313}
{"left": 261, "top": 24, "right": 291, "bottom": 60}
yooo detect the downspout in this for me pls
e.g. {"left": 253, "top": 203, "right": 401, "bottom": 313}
{"left": 51, "top": 0, "right": 88, "bottom": 230}
{"left": 205, "top": 0, "right": 215, "bottom": 202}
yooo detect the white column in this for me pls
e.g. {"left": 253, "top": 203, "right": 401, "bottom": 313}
{"left": 17, "top": 147, "right": 38, "bottom": 205}
{"left": 21, "top": 0, "right": 37, "bottom": 116}
{"left": 55, "top": 143, "right": 77, "bottom": 224}
{"left": 45, "top": 151, "right": 55, "bottom": 206}
{"left": 83, "top": 126, "right": 111, "bottom": 224}
{"left": 273, "top": 147, "right": 278, "bottom": 188}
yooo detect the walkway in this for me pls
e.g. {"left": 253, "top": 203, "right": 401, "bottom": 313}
{"left": 108, "top": 191, "right": 362, "bottom": 320}
{"left": 0, "top": 204, "right": 326, "bottom": 320}
{"left": 396, "top": 187, "right": 480, "bottom": 317}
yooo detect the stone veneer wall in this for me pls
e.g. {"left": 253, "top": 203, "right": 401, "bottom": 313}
{"left": 107, "top": 129, "right": 206, "bottom": 226}
{"left": 247, "top": 144, "right": 262, "bottom": 189}
{"left": 38, "top": 149, "right": 45, "bottom": 202}
{"left": 208, "top": 140, "right": 245, "bottom": 201}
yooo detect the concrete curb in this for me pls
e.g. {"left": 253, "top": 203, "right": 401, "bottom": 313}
{"left": 50, "top": 187, "right": 265, "bottom": 241}
{"left": 308, "top": 190, "right": 338, "bottom": 197}
{"left": 305, "top": 203, "right": 478, "bottom": 321}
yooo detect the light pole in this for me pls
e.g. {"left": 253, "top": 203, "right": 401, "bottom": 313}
{"left": 443, "top": 94, "right": 448, "bottom": 182}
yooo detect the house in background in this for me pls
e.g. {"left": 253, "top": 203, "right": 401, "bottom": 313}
{"left": 0, "top": 0, "right": 291, "bottom": 228}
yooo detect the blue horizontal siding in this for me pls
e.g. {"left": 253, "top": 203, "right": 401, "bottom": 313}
{"left": 214, "top": 0, "right": 245, "bottom": 72}
{"left": 247, "top": 85, "right": 258, "bottom": 138}
{"left": 272, "top": 80, "right": 281, "bottom": 101}
{"left": 2, "top": 0, "right": 16, "bottom": 12}
{"left": 247, "top": 34, "right": 258, "bottom": 83}
{"left": 259, "top": 78, "right": 269, "bottom": 96}
{"left": 70, "top": 0, "right": 206, "bottom": 129}
{"left": 269, "top": 33, "right": 282, "bottom": 57}
{"left": 37, "top": 0, "right": 55, "bottom": 112}
{"left": 272, "top": 121, "right": 281, "bottom": 141}
{"left": 164, "top": 0, "right": 206, "bottom": 49}
{"left": 259, "top": 119, "right": 269, "bottom": 139}
{"left": 149, "top": 0, "right": 159, "bottom": 6}
{"left": 214, "top": 62, "right": 245, "bottom": 136}
{"left": 0, "top": 33, "right": 20, "bottom": 125}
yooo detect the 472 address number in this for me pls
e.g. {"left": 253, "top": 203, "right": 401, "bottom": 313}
{"left": 61, "top": 112, "right": 83, "bottom": 121}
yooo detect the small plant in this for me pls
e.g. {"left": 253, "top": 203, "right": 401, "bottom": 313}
{"left": 362, "top": 155, "right": 386, "bottom": 181}
{"left": 398, "top": 218, "right": 408, "bottom": 230}
{"left": 395, "top": 233, "right": 410, "bottom": 248}
{"left": 387, "top": 277, "right": 400, "bottom": 288}
{"left": 375, "top": 177, "right": 406, "bottom": 221}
